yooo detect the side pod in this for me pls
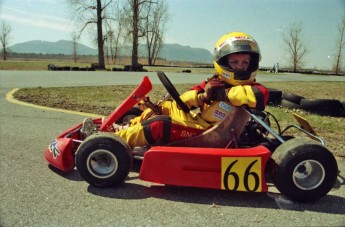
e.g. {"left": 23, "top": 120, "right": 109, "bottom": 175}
{"left": 139, "top": 146, "right": 271, "bottom": 192}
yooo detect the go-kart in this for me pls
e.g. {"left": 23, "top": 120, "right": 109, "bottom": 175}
{"left": 45, "top": 71, "right": 339, "bottom": 202}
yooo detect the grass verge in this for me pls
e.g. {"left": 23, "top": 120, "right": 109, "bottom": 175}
{"left": 13, "top": 81, "right": 345, "bottom": 157}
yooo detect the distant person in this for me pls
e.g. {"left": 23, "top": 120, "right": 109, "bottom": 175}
{"left": 270, "top": 64, "right": 275, "bottom": 73}
{"left": 275, "top": 63, "right": 279, "bottom": 73}
{"left": 82, "top": 31, "right": 269, "bottom": 150}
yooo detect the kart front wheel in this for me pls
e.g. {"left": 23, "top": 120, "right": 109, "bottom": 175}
{"left": 271, "top": 138, "right": 338, "bottom": 202}
{"left": 76, "top": 133, "right": 132, "bottom": 187}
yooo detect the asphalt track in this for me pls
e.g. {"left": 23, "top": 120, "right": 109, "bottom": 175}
{"left": 1, "top": 70, "right": 345, "bottom": 226}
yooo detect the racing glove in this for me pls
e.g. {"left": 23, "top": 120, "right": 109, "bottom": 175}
{"left": 203, "top": 78, "right": 227, "bottom": 103}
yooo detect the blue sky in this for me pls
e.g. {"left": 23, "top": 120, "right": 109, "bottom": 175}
{"left": 0, "top": 0, "right": 344, "bottom": 69}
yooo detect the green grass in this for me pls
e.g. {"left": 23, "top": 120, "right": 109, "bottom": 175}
{"left": 13, "top": 81, "right": 345, "bottom": 157}
{"left": 0, "top": 60, "right": 95, "bottom": 70}
{"left": 3, "top": 59, "right": 344, "bottom": 156}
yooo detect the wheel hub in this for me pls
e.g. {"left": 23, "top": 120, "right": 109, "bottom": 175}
{"left": 293, "top": 160, "right": 325, "bottom": 190}
{"left": 87, "top": 149, "right": 118, "bottom": 178}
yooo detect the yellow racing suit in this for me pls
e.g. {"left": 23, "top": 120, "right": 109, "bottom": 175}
{"left": 115, "top": 84, "right": 268, "bottom": 149}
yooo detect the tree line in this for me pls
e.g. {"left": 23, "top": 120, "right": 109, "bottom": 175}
{"left": 1, "top": 0, "right": 168, "bottom": 70}
{"left": 1, "top": 1, "right": 345, "bottom": 74}
{"left": 283, "top": 19, "right": 344, "bottom": 74}
{"left": 69, "top": 0, "right": 168, "bottom": 70}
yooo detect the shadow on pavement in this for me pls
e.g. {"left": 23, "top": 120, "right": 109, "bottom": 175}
{"left": 48, "top": 157, "right": 345, "bottom": 215}
{"left": 48, "top": 164, "right": 84, "bottom": 181}
{"left": 86, "top": 172, "right": 345, "bottom": 215}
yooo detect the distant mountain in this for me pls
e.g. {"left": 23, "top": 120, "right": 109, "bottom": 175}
{"left": 161, "top": 44, "right": 212, "bottom": 63}
{"left": 9, "top": 40, "right": 98, "bottom": 55}
{"left": 8, "top": 40, "right": 213, "bottom": 63}
{"left": 134, "top": 43, "right": 212, "bottom": 63}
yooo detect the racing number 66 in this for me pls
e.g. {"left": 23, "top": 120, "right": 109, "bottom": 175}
{"left": 221, "top": 157, "right": 262, "bottom": 192}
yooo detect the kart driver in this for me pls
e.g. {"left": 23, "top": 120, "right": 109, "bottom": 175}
{"left": 83, "top": 31, "right": 269, "bottom": 150}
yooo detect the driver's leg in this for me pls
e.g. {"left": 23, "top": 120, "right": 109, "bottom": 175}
{"left": 115, "top": 116, "right": 172, "bottom": 149}
{"left": 115, "top": 115, "right": 208, "bottom": 149}
{"left": 115, "top": 123, "right": 148, "bottom": 148}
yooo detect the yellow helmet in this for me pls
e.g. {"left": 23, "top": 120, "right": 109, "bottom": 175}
{"left": 213, "top": 31, "right": 261, "bottom": 85}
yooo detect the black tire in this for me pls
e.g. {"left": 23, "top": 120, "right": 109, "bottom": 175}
{"left": 112, "top": 67, "right": 121, "bottom": 71}
{"left": 75, "top": 133, "right": 132, "bottom": 187}
{"left": 281, "top": 99, "right": 301, "bottom": 109}
{"left": 300, "top": 99, "right": 344, "bottom": 117}
{"left": 268, "top": 89, "right": 282, "bottom": 106}
{"left": 48, "top": 64, "right": 55, "bottom": 70}
{"left": 282, "top": 92, "right": 305, "bottom": 104}
{"left": 339, "top": 102, "right": 345, "bottom": 117}
{"left": 262, "top": 135, "right": 295, "bottom": 153}
{"left": 50, "top": 65, "right": 57, "bottom": 71}
{"left": 271, "top": 138, "right": 338, "bottom": 202}
{"left": 71, "top": 67, "right": 80, "bottom": 71}
{"left": 157, "top": 71, "right": 190, "bottom": 113}
{"left": 123, "top": 65, "right": 131, "bottom": 71}
{"left": 115, "top": 107, "right": 142, "bottom": 124}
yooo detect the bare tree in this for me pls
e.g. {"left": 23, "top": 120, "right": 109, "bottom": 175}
{"left": 334, "top": 15, "right": 345, "bottom": 75}
{"left": 124, "top": 0, "right": 157, "bottom": 70}
{"left": 0, "top": 21, "right": 12, "bottom": 61}
{"left": 69, "top": 0, "right": 115, "bottom": 69}
{"left": 283, "top": 23, "right": 308, "bottom": 72}
{"left": 71, "top": 31, "right": 79, "bottom": 63}
{"left": 144, "top": 0, "right": 168, "bottom": 66}
{"left": 104, "top": 22, "right": 113, "bottom": 63}
{"left": 104, "top": 7, "right": 125, "bottom": 64}
{"left": 112, "top": 13, "right": 125, "bottom": 64}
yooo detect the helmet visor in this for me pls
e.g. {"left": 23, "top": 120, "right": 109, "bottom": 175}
{"left": 214, "top": 38, "right": 260, "bottom": 63}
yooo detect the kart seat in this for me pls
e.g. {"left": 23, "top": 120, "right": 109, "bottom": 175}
{"left": 168, "top": 107, "right": 250, "bottom": 148}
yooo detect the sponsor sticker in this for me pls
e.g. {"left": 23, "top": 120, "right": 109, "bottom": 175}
{"left": 180, "top": 130, "right": 197, "bottom": 138}
{"left": 217, "top": 36, "right": 255, "bottom": 51}
{"left": 49, "top": 139, "right": 61, "bottom": 159}
{"left": 222, "top": 71, "right": 232, "bottom": 79}
{"left": 213, "top": 109, "right": 227, "bottom": 120}
{"left": 219, "top": 102, "right": 232, "bottom": 112}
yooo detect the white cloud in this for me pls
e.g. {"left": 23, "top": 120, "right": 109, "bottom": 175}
{"left": 275, "top": 28, "right": 284, "bottom": 33}
{"left": 0, "top": 1, "right": 74, "bottom": 32}
{"left": 0, "top": 13, "right": 73, "bottom": 32}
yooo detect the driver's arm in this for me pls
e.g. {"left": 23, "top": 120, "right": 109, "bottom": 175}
{"left": 180, "top": 90, "right": 204, "bottom": 109}
{"left": 227, "top": 84, "right": 268, "bottom": 111}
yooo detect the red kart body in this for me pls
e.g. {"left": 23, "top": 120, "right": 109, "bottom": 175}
{"left": 45, "top": 75, "right": 270, "bottom": 193}
{"left": 45, "top": 73, "right": 338, "bottom": 202}
{"left": 45, "top": 129, "right": 271, "bottom": 193}
{"left": 45, "top": 76, "right": 152, "bottom": 172}
{"left": 140, "top": 146, "right": 270, "bottom": 192}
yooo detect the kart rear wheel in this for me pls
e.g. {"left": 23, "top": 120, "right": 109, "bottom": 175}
{"left": 271, "top": 138, "right": 338, "bottom": 202}
{"left": 76, "top": 133, "right": 132, "bottom": 187}
{"left": 115, "top": 107, "right": 142, "bottom": 124}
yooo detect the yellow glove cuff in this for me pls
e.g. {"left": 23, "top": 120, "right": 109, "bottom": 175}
{"left": 228, "top": 85, "right": 257, "bottom": 108}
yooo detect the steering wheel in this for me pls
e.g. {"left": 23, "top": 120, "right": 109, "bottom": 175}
{"left": 157, "top": 71, "right": 190, "bottom": 113}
